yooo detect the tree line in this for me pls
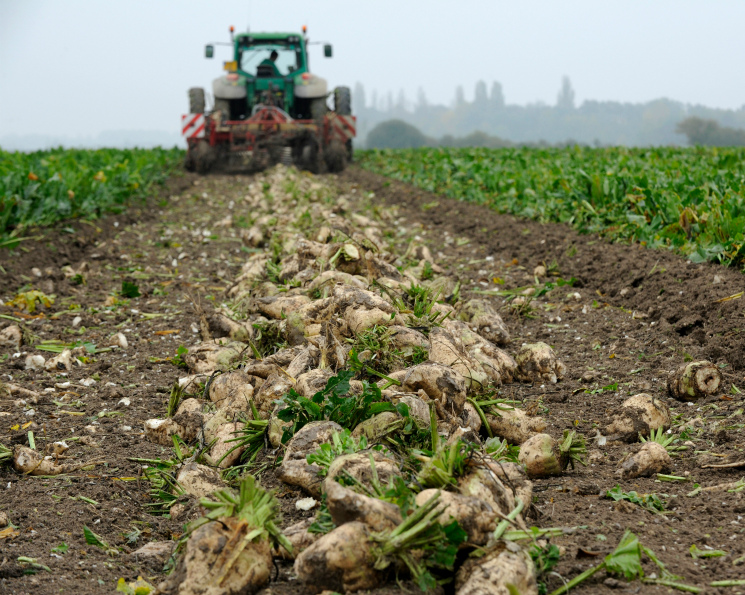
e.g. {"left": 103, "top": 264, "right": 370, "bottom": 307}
{"left": 354, "top": 78, "right": 745, "bottom": 148}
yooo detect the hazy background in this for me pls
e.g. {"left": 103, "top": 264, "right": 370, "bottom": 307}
{"left": 2, "top": 0, "right": 745, "bottom": 150}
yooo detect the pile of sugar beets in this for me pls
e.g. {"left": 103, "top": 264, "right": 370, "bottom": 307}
{"left": 131, "top": 167, "right": 721, "bottom": 595}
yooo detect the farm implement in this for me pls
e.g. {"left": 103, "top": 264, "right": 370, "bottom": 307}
{"left": 182, "top": 26, "right": 356, "bottom": 174}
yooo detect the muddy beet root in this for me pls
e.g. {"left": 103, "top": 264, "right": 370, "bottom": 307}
{"left": 667, "top": 360, "right": 722, "bottom": 401}
{"left": 158, "top": 517, "right": 272, "bottom": 595}
{"left": 294, "top": 522, "right": 380, "bottom": 593}
{"left": 617, "top": 442, "right": 672, "bottom": 479}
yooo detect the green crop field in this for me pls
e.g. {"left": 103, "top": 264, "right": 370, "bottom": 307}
{"left": 357, "top": 147, "right": 745, "bottom": 270}
{"left": 0, "top": 147, "right": 184, "bottom": 247}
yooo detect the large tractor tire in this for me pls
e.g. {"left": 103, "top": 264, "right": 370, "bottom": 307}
{"left": 334, "top": 87, "right": 353, "bottom": 161}
{"left": 188, "top": 87, "right": 206, "bottom": 113}
{"left": 324, "top": 140, "right": 347, "bottom": 173}
{"left": 295, "top": 132, "right": 321, "bottom": 174}
{"left": 345, "top": 139, "right": 354, "bottom": 163}
{"left": 213, "top": 98, "right": 230, "bottom": 121}
{"left": 334, "top": 86, "right": 352, "bottom": 115}
{"left": 310, "top": 98, "right": 328, "bottom": 120}
{"left": 194, "top": 140, "right": 216, "bottom": 174}
{"left": 184, "top": 149, "right": 196, "bottom": 172}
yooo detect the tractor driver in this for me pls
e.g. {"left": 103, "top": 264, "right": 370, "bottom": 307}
{"left": 258, "top": 50, "right": 281, "bottom": 76}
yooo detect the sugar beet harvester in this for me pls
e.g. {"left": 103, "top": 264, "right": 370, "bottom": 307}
{"left": 182, "top": 26, "right": 356, "bottom": 174}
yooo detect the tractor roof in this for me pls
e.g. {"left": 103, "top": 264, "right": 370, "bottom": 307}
{"left": 236, "top": 32, "right": 302, "bottom": 40}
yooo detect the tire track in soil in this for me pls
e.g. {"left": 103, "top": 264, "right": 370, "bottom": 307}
{"left": 0, "top": 167, "right": 743, "bottom": 594}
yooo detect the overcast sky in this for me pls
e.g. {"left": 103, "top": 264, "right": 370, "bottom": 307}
{"left": 2, "top": 0, "right": 745, "bottom": 139}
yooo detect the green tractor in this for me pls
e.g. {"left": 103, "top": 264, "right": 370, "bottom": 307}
{"left": 183, "top": 26, "right": 356, "bottom": 173}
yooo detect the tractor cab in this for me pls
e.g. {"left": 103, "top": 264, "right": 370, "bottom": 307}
{"left": 238, "top": 34, "right": 306, "bottom": 78}
{"left": 208, "top": 32, "right": 331, "bottom": 121}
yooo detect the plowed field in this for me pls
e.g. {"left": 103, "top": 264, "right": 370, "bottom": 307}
{"left": 1, "top": 166, "right": 744, "bottom": 595}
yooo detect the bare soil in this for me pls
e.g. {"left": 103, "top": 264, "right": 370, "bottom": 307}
{"left": 1, "top": 167, "right": 744, "bottom": 595}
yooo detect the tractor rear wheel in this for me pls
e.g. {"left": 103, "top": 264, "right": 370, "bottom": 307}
{"left": 296, "top": 135, "right": 321, "bottom": 173}
{"left": 213, "top": 98, "right": 230, "bottom": 121}
{"left": 324, "top": 140, "right": 347, "bottom": 173}
{"left": 334, "top": 86, "right": 352, "bottom": 115}
{"left": 346, "top": 139, "right": 353, "bottom": 162}
{"left": 184, "top": 146, "right": 196, "bottom": 172}
{"left": 188, "top": 87, "right": 206, "bottom": 113}
{"left": 194, "top": 140, "right": 216, "bottom": 174}
{"left": 310, "top": 98, "right": 328, "bottom": 120}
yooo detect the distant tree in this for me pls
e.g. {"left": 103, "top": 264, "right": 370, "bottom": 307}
{"left": 455, "top": 85, "right": 466, "bottom": 108}
{"left": 474, "top": 80, "right": 488, "bottom": 105}
{"left": 442, "top": 130, "right": 512, "bottom": 148}
{"left": 677, "top": 117, "right": 745, "bottom": 146}
{"left": 354, "top": 82, "right": 366, "bottom": 111}
{"left": 557, "top": 76, "right": 575, "bottom": 110}
{"left": 417, "top": 86, "right": 428, "bottom": 109}
{"left": 396, "top": 89, "right": 407, "bottom": 111}
{"left": 677, "top": 117, "right": 718, "bottom": 145}
{"left": 440, "top": 134, "right": 455, "bottom": 146}
{"left": 490, "top": 81, "right": 505, "bottom": 107}
{"left": 366, "top": 119, "right": 432, "bottom": 149}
